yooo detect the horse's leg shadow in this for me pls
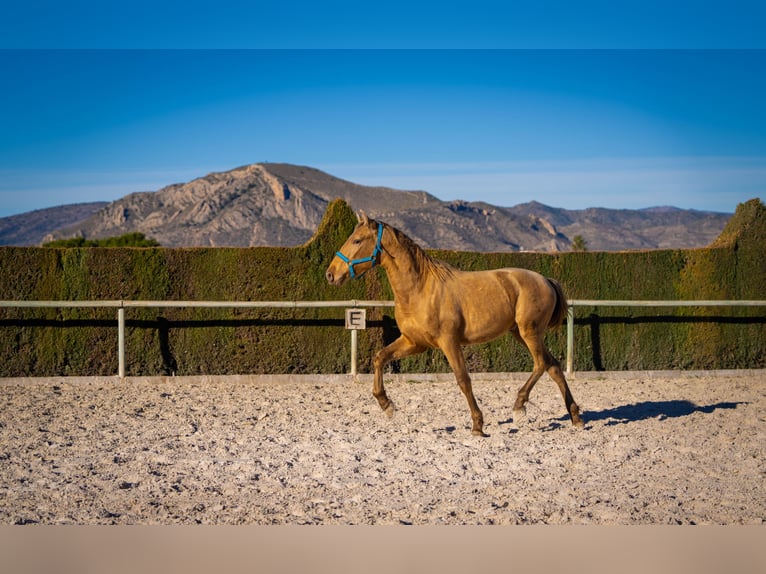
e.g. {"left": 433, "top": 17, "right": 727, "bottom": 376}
{"left": 549, "top": 400, "right": 747, "bottom": 428}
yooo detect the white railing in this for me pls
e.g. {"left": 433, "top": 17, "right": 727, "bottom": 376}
{"left": 1, "top": 299, "right": 764, "bottom": 378}
{"left": 566, "top": 300, "right": 766, "bottom": 375}
{"left": 0, "top": 300, "right": 394, "bottom": 378}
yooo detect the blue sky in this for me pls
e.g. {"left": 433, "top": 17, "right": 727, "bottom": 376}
{"left": 1, "top": 2, "right": 765, "bottom": 217}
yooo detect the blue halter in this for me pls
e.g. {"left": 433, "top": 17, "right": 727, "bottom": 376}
{"left": 335, "top": 223, "right": 384, "bottom": 279}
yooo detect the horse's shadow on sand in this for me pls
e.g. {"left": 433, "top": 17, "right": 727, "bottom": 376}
{"left": 540, "top": 400, "right": 747, "bottom": 430}
{"left": 442, "top": 400, "right": 746, "bottom": 435}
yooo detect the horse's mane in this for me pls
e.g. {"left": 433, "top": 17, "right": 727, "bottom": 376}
{"left": 386, "top": 224, "right": 456, "bottom": 283}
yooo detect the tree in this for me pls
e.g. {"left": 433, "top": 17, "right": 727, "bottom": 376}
{"left": 571, "top": 235, "right": 588, "bottom": 251}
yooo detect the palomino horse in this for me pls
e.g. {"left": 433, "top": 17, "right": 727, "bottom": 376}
{"left": 325, "top": 212, "right": 583, "bottom": 436}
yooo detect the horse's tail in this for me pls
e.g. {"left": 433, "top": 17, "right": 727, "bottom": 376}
{"left": 546, "top": 278, "right": 569, "bottom": 329}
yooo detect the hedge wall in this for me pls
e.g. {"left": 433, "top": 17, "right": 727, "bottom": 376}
{"left": 1, "top": 198, "right": 764, "bottom": 376}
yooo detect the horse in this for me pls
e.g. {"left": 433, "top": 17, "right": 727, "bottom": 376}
{"left": 325, "top": 212, "right": 583, "bottom": 436}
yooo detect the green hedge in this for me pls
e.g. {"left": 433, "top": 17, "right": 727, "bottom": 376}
{"left": 1, "top": 198, "right": 764, "bottom": 376}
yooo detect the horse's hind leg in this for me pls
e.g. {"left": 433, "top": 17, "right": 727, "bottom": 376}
{"left": 546, "top": 357, "right": 583, "bottom": 428}
{"left": 512, "top": 366, "right": 546, "bottom": 423}
{"left": 513, "top": 328, "right": 583, "bottom": 427}
{"left": 372, "top": 335, "right": 425, "bottom": 418}
{"left": 510, "top": 328, "right": 545, "bottom": 422}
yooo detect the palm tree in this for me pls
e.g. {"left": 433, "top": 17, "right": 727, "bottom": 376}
{"left": 571, "top": 235, "right": 588, "bottom": 251}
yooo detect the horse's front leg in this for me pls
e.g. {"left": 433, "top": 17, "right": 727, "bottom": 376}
{"left": 372, "top": 335, "right": 425, "bottom": 418}
{"left": 441, "top": 340, "right": 487, "bottom": 437}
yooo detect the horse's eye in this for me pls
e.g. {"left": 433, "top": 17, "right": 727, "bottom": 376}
{"left": 353, "top": 239, "right": 362, "bottom": 245}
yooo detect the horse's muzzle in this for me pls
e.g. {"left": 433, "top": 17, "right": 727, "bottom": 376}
{"left": 325, "top": 262, "right": 348, "bottom": 286}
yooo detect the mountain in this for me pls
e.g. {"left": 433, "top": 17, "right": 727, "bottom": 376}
{"left": 506, "top": 201, "right": 731, "bottom": 252}
{"left": 0, "top": 202, "right": 108, "bottom": 247}
{"left": 1, "top": 162, "right": 731, "bottom": 251}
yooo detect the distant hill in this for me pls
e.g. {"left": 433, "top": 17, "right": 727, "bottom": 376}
{"left": 0, "top": 202, "right": 108, "bottom": 246}
{"left": 0, "top": 163, "right": 732, "bottom": 251}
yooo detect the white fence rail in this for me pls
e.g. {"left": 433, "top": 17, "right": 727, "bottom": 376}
{"left": 566, "top": 300, "right": 766, "bottom": 375}
{"left": 0, "top": 300, "right": 394, "bottom": 378}
{"left": 1, "top": 299, "right": 764, "bottom": 378}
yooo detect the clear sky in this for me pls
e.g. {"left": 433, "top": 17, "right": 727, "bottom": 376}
{"left": 1, "top": 2, "right": 764, "bottom": 217}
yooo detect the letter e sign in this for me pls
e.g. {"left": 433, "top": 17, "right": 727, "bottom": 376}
{"left": 345, "top": 308, "right": 366, "bottom": 330}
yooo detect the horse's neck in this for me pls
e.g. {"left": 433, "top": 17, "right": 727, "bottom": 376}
{"left": 381, "top": 231, "right": 428, "bottom": 305}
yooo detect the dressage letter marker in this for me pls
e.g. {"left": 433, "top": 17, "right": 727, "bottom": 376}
{"left": 345, "top": 308, "right": 366, "bottom": 378}
{"left": 345, "top": 308, "right": 366, "bottom": 330}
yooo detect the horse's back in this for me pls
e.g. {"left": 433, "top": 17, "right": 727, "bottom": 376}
{"left": 484, "top": 267, "right": 562, "bottom": 328}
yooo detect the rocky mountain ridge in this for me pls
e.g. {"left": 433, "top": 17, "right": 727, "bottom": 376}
{"left": 1, "top": 163, "right": 731, "bottom": 251}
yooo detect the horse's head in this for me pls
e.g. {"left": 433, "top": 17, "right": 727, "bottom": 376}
{"left": 326, "top": 211, "right": 384, "bottom": 286}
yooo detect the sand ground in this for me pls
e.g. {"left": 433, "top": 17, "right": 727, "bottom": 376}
{"left": 1, "top": 370, "right": 764, "bottom": 525}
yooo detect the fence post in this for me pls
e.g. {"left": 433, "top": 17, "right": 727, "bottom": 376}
{"left": 345, "top": 308, "right": 366, "bottom": 379}
{"left": 118, "top": 306, "right": 125, "bottom": 379}
{"left": 350, "top": 329, "right": 358, "bottom": 377}
{"left": 566, "top": 304, "right": 574, "bottom": 377}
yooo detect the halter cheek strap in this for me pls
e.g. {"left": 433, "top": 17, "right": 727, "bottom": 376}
{"left": 335, "top": 223, "right": 384, "bottom": 279}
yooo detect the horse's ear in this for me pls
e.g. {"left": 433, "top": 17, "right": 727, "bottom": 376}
{"left": 359, "top": 211, "right": 369, "bottom": 226}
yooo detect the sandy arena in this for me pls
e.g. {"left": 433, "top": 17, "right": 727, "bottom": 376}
{"left": 1, "top": 370, "right": 764, "bottom": 525}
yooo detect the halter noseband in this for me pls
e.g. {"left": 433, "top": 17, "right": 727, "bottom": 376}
{"left": 335, "top": 223, "right": 384, "bottom": 279}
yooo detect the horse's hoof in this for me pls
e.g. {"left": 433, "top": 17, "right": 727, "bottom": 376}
{"left": 571, "top": 406, "right": 584, "bottom": 428}
{"left": 513, "top": 408, "right": 527, "bottom": 424}
{"left": 383, "top": 402, "right": 395, "bottom": 418}
{"left": 472, "top": 429, "right": 489, "bottom": 438}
